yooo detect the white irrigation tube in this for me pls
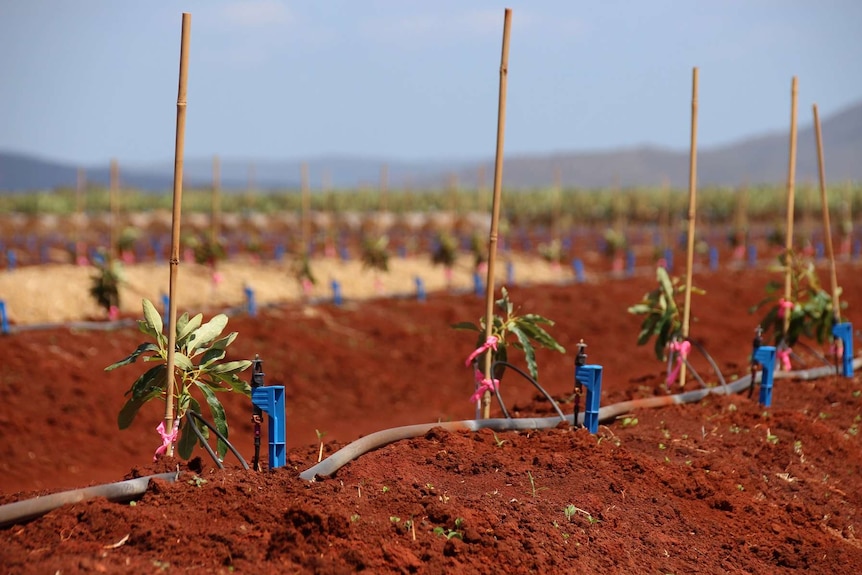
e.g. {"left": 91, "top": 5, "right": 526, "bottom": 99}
{"left": 0, "top": 472, "right": 178, "bottom": 528}
{"left": 0, "top": 359, "right": 859, "bottom": 527}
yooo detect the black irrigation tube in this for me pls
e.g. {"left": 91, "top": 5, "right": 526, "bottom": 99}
{"left": 186, "top": 411, "right": 250, "bottom": 471}
{"left": 490, "top": 360, "right": 568, "bottom": 423}
{"left": 0, "top": 360, "right": 859, "bottom": 528}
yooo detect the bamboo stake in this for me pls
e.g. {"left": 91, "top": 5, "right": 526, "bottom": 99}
{"left": 679, "top": 67, "right": 699, "bottom": 387}
{"left": 481, "top": 8, "right": 512, "bottom": 419}
{"left": 301, "top": 162, "right": 310, "bottom": 257}
{"left": 783, "top": 77, "right": 799, "bottom": 337}
{"left": 813, "top": 104, "right": 841, "bottom": 321}
{"left": 109, "top": 158, "right": 119, "bottom": 263}
{"left": 163, "top": 12, "right": 191, "bottom": 455}
{"left": 211, "top": 155, "right": 221, "bottom": 246}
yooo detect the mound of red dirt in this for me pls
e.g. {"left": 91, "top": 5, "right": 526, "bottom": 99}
{"left": 1, "top": 262, "right": 861, "bottom": 573}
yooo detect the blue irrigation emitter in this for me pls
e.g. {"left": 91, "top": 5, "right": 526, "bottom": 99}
{"left": 6, "top": 249, "right": 16, "bottom": 271}
{"left": 748, "top": 326, "right": 776, "bottom": 407}
{"left": 472, "top": 271, "right": 483, "bottom": 296}
{"left": 250, "top": 356, "right": 286, "bottom": 470}
{"left": 832, "top": 321, "right": 854, "bottom": 378}
{"left": 663, "top": 248, "right": 673, "bottom": 273}
{"left": 244, "top": 285, "right": 257, "bottom": 317}
{"left": 571, "top": 258, "right": 585, "bottom": 283}
{"left": 573, "top": 340, "right": 603, "bottom": 434}
{"left": 506, "top": 261, "right": 515, "bottom": 285}
{"left": 274, "top": 243, "right": 285, "bottom": 261}
{"left": 709, "top": 246, "right": 719, "bottom": 271}
{"left": 747, "top": 245, "right": 757, "bottom": 268}
{"left": 161, "top": 293, "right": 170, "bottom": 326}
{"left": 625, "top": 249, "right": 635, "bottom": 277}
{"left": 331, "top": 280, "right": 343, "bottom": 306}
{"left": 0, "top": 300, "right": 9, "bottom": 335}
{"left": 414, "top": 276, "right": 426, "bottom": 302}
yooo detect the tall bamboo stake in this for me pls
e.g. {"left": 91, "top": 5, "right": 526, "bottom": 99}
{"left": 813, "top": 104, "right": 841, "bottom": 321}
{"left": 211, "top": 155, "right": 221, "bottom": 246}
{"left": 109, "top": 158, "right": 119, "bottom": 263}
{"left": 481, "top": 8, "right": 512, "bottom": 419}
{"left": 300, "top": 162, "right": 310, "bottom": 257}
{"left": 679, "top": 67, "right": 699, "bottom": 386}
{"left": 163, "top": 12, "right": 191, "bottom": 455}
{"left": 783, "top": 77, "right": 799, "bottom": 337}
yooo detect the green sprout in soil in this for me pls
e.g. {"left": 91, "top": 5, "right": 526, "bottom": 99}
{"left": 89, "top": 256, "right": 123, "bottom": 317}
{"left": 433, "top": 517, "right": 464, "bottom": 540}
{"left": 106, "top": 298, "right": 252, "bottom": 460}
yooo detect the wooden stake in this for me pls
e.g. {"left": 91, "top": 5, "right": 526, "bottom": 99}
{"left": 481, "top": 8, "right": 512, "bottom": 419}
{"left": 783, "top": 77, "right": 799, "bottom": 337}
{"left": 211, "top": 155, "right": 221, "bottom": 246}
{"left": 813, "top": 104, "right": 841, "bottom": 321}
{"left": 164, "top": 12, "right": 191, "bottom": 455}
{"left": 301, "top": 162, "right": 310, "bottom": 257}
{"left": 679, "top": 67, "right": 699, "bottom": 386}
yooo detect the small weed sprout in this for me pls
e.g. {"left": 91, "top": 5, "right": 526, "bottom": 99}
{"left": 527, "top": 471, "right": 549, "bottom": 498}
{"left": 315, "top": 429, "right": 326, "bottom": 463}
{"left": 492, "top": 431, "right": 508, "bottom": 447}
{"left": 766, "top": 428, "right": 779, "bottom": 445}
{"left": 433, "top": 518, "right": 464, "bottom": 541}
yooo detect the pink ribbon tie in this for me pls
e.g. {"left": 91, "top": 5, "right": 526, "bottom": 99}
{"left": 471, "top": 369, "right": 500, "bottom": 403}
{"left": 154, "top": 421, "right": 178, "bottom": 462}
{"left": 666, "top": 340, "right": 691, "bottom": 386}
{"left": 465, "top": 336, "right": 498, "bottom": 367}
{"left": 777, "top": 348, "right": 792, "bottom": 371}
{"left": 777, "top": 298, "right": 793, "bottom": 319}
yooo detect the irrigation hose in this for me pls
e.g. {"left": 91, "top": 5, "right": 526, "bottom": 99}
{"left": 186, "top": 411, "right": 250, "bottom": 471}
{"left": 0, "top": 471, "right": 179, "bottom": 528}
{"left": 299, "top": 356, "right": 862, "bottom": 482}
{"left": 0, "top": 357, "right": 858, "bottom": 527}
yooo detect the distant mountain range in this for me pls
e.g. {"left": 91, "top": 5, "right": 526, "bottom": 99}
{"left": 1, "top": 101, "right": 860, "bottom": 193}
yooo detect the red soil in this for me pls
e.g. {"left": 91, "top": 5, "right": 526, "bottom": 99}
{"left": 1, "top": 259, "right": 861, "bottom": 573}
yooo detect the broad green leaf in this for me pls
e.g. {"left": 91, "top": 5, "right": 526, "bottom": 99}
{"left": 117, "top": 388, "right": 160, "bottom": 429}
{"left": 129, "top": 364, "right": 166, "bottom": 400}
{"left": 173, "top": 352, "right": 194, "bottom": 372}
{"left": 142, "top": 298, "right": 163, "bottom": 336}
{"left": 177, "top": 413, "right": 198, "bottom": 460}
{"left": 209, "top": 332, "right": 238, "bottom": 351}
{"left": 516, "top": 320, "right": 565, "bottom": 353}
{"left": 208, "top": 359, "right": 252, "bottom": 375}
{"left": 628, "top": 303, "right": 652, "bottom": 315}
{"left": 510, "top": 325, "right": 539, "bottom": 381}
{"left": 210, "top": 372, "right": 252, "bottom": 396}
{"left": 199, "top": 347, "right": 227, "bottom": 368}
{"left": 198, "top": 383, "right": 229, "bottom": 459}
{"left": 657, "top": 267, "right": 675, "bottom": 301}
{"left": 521, "top": 313, "right": 555, "bottom": 326}
{"left": 177, "top": 313, "right": 204, "bottom": 347}
{"left": 187, "top": 315, "right": 228, "bottom": 355}
{"left": 105, "top": 342, "right": 160, "bottom": 371}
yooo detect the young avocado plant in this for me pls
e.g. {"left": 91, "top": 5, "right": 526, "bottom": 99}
{"left": 105, "top": 298, "right": 252, "bottom": 460}
{"left": 453, "top": 286, "right": 565, "bottom": 387}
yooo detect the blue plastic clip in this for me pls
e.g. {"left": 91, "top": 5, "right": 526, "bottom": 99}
{"left": 331, "top": 280, "right": 342, "bottom": 306}
{"left": 251, "top": 386, "right": 286, "bottom": 469}
{"left": 244, "top": 286, "right": 257, "bottom": 317}
{"left": 832, "top": 322, "right": 854, "bottom": 378}
{"left": 709, "top": 246, "right": 719, "bottom": 271}
{"left": 753, "top": 345, "right": 776, "bottom": 407}
{"left": 414, "top": 277, "right": 426, "bottom": 302}
{"left": 0, "top": 300, "right": 9, "bottom": 335}
{"left": 574, "top": 365, "right": 603, "bottom": 434}
{"left": 571, "top": 258, "right": 585, "bottom": 283}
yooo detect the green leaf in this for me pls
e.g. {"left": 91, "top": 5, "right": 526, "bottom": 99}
{"left": 117, "top": 388, "right": 160, "bottom": 429}
{"left": 627, "top": 303, "right": 653, "bottom": 315}
{"left": 128, "top": 364, "right": 166, "bottom": 400}
{"left": 520, "top": 313, "right": 555, "bottom": 326}
{"left": 210, "top": 372, "right": 252, "bottom": 396}
{"left": 516, "top": 320, "right": 565, "bottom": 353}
{"left": 142, "top": 298, "right": 163, "bottom": 337}
{"left": 177, "top": 313, "right": 204, "bottom": 347}
{"left": 105, "top": 342, "right": 161, "bottom": 371}
{"left": 451, "top": 321, "right": 481, "bottom": 332}
{"left": 199, "top": 347, "right": 227, "bottom": 368}
{"left": 173, "top": 352, "right": 194, "bottom": 372}
{"left": 187, "top": 314, "right": 229, "bottom": 355}
{"left": 209, "top": 332, "right": 238, "bottom": 351}
{"left": 198, "top": 383, "right": 229, "bottom": 459}
{"left": 208, "top": 359, "right": 252, "bottom": 375}
{"left": 177, "top": 413, "right": 198, "bottom": 460}
{"left": 657, "top": 267, "right": 675, "bottom": 302}
{"left": 510, "top": 325, "right": 539, "bottom": 381}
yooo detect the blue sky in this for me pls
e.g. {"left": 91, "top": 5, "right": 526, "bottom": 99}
{"left": 1, "top": 1, "right": 861, "bottom": 167}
